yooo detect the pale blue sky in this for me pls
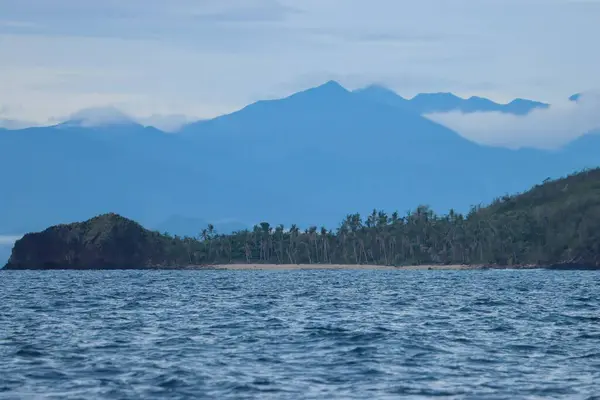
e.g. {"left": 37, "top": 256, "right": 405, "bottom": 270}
{"left": 1, "top": 0, "right": 599, "bottom": 124}
{"left": 0, "top": 235, "right": 21, "bottom": 245}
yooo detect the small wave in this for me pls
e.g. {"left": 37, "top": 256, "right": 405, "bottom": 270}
{"left": 15, "top": 346, "right": 44, "bottom": 358}
{"left": 157, "top": 376, "right": 187, "bottom": 389}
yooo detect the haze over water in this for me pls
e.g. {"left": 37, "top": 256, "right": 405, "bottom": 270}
{"left": 1, "top": 269, "right": 599, "bottom": 399}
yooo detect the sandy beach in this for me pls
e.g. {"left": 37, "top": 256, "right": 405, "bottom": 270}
{"left": 211, "top": 263, "right": 480, "bottom": 271}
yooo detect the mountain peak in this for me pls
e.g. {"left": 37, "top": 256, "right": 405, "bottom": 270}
{"left": 283, "top": 81, "right": 350, "bottom": 104}
{"left": 409, "top": 92, "right": 464, "bottom": 113}
{"left": 411, "top": 92, "right": 463, "bottom": 101}
{"left": 355, "top": 84, "right": 409, "bottom": 99}
{"left": 355, "top": 84, "right": 399, "bottom": 95}
{"left": 321, "top": 80, "right": 346, "bottom": 89}
{"left": 504, "top": 98, "right": 549, "bottom": 114}
{"left": 306, "top": 80, "right": 348, "bottom": 95}
{"left": 467, "top": 95, "right": 495, "bottom": 102}
{"left": 508, "top": 98, "right": 541, "bottom": 105}
{"left": 352, "top": 84, "right": 410, "bottom": 110}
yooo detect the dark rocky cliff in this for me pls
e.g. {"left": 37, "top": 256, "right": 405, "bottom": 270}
{"left": 4, "top": 213, "right": 188, "bottom": 270}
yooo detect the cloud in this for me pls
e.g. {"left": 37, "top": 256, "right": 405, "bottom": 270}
{"left": 426, "top": 92, "right": 600, "bottom": 149}
{"left": 0, "top": 0, "right": 299, "bottom": 41}
{"left": 51, "top": 106, "right": 189, "bottom": 132}
{"left": 0, "top": 105, "right": 36, "bottom": 129}
{"left": 189, "top": 0, "right": 300, "bottom": 23}
{"left": 64, "top": 106, "right": 133, "bottom": 127}
{"left": 0, "top": 118, "right": 37, "bottom": 129}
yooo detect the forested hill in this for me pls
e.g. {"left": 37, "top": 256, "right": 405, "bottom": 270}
{"left": 5, "top": 168, "right": 600, "bottom": 269}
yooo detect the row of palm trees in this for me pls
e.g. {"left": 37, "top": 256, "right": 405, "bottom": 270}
{"left": 159, "top": 201, "right": 573, "bottom": 267}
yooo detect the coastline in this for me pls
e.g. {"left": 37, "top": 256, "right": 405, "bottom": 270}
{"left": 0, "top": 264, "right": 513, "bottom": 271}
{"left": 4, "top": 262, "right": 597, "bottom": 271}
{"left": 207, "top": 263, "right": 535, "bottom": 271}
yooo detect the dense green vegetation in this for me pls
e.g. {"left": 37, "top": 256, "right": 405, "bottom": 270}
{"left": 6, "top": 168, "right": 600, "bottom": 269}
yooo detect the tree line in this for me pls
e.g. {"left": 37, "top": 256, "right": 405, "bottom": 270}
{"left": 157, "top": 169, "right": 600, "bottom": 267}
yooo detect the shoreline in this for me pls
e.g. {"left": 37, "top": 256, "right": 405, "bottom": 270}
{"left": 4, "top": 263, "right": 598, "bottom": 271}
{"left": 207, "top": 263, "right": 536, "bottom": 271}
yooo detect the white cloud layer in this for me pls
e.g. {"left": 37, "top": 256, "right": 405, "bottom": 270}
{"left": 427, "top": 93, "right": 600, "bottom": 149}
{"left": 59, "top": 106, "right": 190, "bottom": 132}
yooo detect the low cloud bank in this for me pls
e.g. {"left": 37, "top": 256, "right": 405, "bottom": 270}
{"left": 426, "top": 92, "right": 600, "bottom": 149}
{"left": 64, "top": 107, "right": 189, "bottom": 132}
{"left": 67, "top": 106, "right": 132, "bottom": 127}
{"left": 0, "top": 119, "right": 37, "bottom": 129}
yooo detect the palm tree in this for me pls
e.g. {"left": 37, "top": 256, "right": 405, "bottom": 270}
{"left": 274, "top": 224, "right": 285, "bottom": 264}
{"left": 320, "top": 227, "right": 329, "bottom": 263}
{"left": 308, "top": 226, "right": 318, "bottom": 263}
{"left": 287, "top": 224, "right": 299, "bottom": 264}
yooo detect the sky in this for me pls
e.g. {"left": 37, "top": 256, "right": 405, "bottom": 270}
{"left": 0, "top": 235, "right": 21, "bottom": 245}
{"left": 1, "top": 0, "right": 600, "bottom": 141}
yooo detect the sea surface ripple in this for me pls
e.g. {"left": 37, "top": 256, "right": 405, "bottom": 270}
{"left": 1, "top": 269, "right": 599, "bottom": 399}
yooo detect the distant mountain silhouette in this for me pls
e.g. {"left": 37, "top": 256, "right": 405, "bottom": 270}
{"left": 0, "top": 81, "right": 595, "bottom": 235}
{"left": 354, "top": 85, "right": 548, "bottom": 115}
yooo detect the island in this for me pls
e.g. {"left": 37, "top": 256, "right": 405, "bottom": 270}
{"left": 4, "top": 168, "right": 600, "bottom": 270}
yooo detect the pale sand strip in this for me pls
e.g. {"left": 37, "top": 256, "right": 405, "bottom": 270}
{"left": 211, "top": 263, "right": 478, "bottom": 271}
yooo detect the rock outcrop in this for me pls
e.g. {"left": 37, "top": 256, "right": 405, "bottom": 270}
{"left": 4, "top": 213, "right": 187, "bottom": 269}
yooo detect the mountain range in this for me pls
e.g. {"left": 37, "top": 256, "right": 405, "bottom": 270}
{"left": 1, "top": 81, "right": 598, "bottom": 248}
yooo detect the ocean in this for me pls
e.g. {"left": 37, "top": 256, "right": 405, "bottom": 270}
{"left": 1, "top": 269, "right": 599, "bottom": 399}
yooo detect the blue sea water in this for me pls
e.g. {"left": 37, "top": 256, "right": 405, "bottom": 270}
{"left": 1, "top": 269, "right": 599, "bottom": 399}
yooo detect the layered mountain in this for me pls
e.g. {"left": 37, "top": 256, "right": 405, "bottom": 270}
{"left": 0, "top": 81, "right": 597, "bottom": 237}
